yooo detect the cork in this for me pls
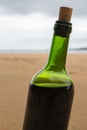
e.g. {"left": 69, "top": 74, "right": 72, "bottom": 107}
{"left": 59, "top": 7, "right": 73, "bottom": 22}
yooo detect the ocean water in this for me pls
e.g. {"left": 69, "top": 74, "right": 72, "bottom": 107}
{"left": 0, "top": 13, "right": 87, "bottom": 53}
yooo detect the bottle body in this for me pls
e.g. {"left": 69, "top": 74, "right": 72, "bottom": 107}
{"left": 23, "top": 21, "right": 74, "bottom": 130}
{"left": 23, "top": 84, "right": 74, "bottom": 130}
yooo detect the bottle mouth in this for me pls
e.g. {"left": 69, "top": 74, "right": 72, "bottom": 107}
{"left": 56, "top": 20, "right": 72, "bottom": 27}
{"left": 54, "top": 20, "right": 72, "bottom": 37}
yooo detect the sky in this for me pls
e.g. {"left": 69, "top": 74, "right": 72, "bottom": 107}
{"left": 0, "top": 0, "right": 87, "bottom": 16}
{"left": 0, "top": 0, "right": 87, "bottom": 52}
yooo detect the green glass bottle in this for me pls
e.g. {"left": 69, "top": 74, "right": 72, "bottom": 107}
{"left": 23, "top": 7, "right": 74, "bottom": 130}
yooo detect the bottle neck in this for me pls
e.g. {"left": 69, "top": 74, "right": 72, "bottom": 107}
{"left": 45, "top": 21, "right": 72, "bottom": 72}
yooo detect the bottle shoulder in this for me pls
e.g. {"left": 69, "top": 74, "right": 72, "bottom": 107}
{"left": 31, "top": 69, "right": 73, "bottom": 88}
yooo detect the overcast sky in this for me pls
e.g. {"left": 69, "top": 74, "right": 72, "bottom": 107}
{"left": 0, "top": 0, "right": 87, "bottom": 16}
{"left": 0, "top": 0, "right": 87, "bottom": 51}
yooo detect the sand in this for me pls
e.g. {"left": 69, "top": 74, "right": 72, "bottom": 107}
{"left": 0, "top": 53, "right": 87, "bottom": 130}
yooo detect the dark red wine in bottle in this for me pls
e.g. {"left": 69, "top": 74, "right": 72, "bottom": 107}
{"left": 23, "top": 7, "right": 74, "bottom": 130}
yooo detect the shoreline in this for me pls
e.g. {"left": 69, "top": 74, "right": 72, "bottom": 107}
{"left": 0, "top": 48, "right": 87, "bottom": 54}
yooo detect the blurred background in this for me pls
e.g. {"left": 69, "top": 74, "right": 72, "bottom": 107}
{"left": 0, "top": 0, "right": 87, "bottom": 53}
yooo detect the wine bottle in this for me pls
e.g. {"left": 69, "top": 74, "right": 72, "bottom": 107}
{"left": 23, "top": 7, "right": 74, "bottom": 130}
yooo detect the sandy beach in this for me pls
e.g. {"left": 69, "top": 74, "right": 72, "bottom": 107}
{"left": 0, "top": 53, "right": 87, "bottom": 130}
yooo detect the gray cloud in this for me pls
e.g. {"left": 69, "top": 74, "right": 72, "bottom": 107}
{"left": 0, "top": 0, "right": 87, "bottom": 16}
